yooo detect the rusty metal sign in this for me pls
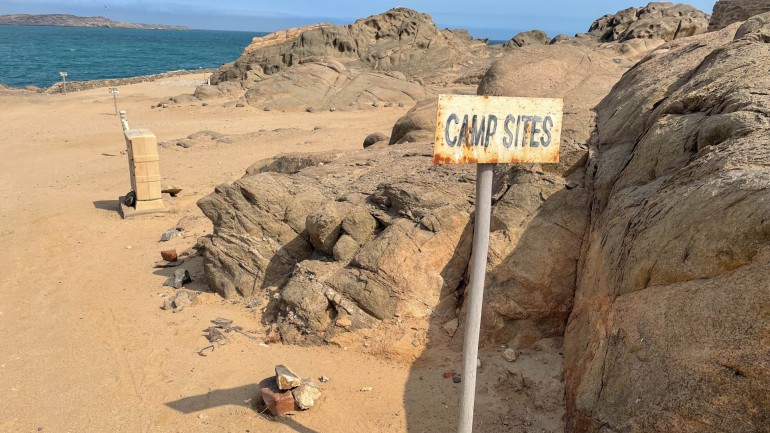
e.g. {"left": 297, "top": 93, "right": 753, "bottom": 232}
{"left": 433, "top": 94, "right": 563, "bottom": 164}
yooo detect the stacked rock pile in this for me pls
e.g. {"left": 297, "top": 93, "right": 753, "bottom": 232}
{"left": 261, "top": 365, "right": 322, "bottom": 416}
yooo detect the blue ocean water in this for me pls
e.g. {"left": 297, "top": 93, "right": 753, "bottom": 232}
{"left": 0, "top": 26, "right": 265, "bottom": 88}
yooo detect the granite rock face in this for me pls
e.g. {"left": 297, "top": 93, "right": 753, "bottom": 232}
{"left": 564, "top": 20, "right": 770, "bottom": 433}
{"left": 709, "top": 0, "right": 770, "bottom": 31}
{"left": 588, "top": 2, "right": 710, "bottom": 42}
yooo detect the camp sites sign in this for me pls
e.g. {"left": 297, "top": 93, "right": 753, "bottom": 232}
{"left": 433, "top": 94, "right": 563, "bottom": 164}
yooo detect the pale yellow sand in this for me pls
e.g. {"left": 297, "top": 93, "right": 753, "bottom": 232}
{"left": 0, "top": 75, "right": 420, "bottom": 433}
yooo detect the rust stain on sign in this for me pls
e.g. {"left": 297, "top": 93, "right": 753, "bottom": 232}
{"left": 433, "top": 94, "right": 563, "bottom": 165}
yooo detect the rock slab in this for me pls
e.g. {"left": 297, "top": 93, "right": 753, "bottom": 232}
{"left": 163, "top": 269, "right": 191, "bottom": 289}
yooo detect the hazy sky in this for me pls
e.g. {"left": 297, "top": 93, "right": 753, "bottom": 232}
{"left": 0, "top": 1, "right": 718, "bottom": 39}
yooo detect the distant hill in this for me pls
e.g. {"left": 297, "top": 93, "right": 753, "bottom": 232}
{"left": 0, "top": 14, "right": 189, "bottom": 30}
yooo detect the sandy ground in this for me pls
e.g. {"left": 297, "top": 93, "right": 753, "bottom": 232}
{"left": 0, "top": 75, "right": 563, "bottom": 433}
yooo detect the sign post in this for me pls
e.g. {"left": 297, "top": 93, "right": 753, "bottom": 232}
{"left": 433, "top": 94, "right": 563, "bottom": 433}
{"left": 59, "top": 71, "right": 68, "bottom": 94}
{"left": 109, "top": 87, "right": 119, "bottom": 116}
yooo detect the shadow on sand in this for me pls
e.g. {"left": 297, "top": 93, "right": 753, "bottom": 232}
{"left": 92, "top": 199, "right": 120, "bottom": 213}
{"left": 165, "top": 383, "right": 258, "bottom": 413}
{"left": 165, "top": 377, "right": 320, "bottom": 433}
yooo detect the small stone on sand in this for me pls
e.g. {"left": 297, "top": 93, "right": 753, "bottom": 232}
{"left": 275, "top": 365, "right": 302, "bottom": 390}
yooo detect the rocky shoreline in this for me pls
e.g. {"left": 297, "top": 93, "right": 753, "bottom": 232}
{"left": 28, "top": 69, "right": 217, "bottom": 93}
{"left": 0, "top": 14, "right": 189, "bottom": 30}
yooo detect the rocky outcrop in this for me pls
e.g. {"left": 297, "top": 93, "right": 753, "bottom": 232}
{"left": 240, "top": 61, "right": 433, "bottom": 111}
{"left": 565, "top": 17, "right": 770, "bottom": 433}
{"left": 170, "top": 61, "right": 433, "bottom": 111}
{"left": 502, "top": 30, "right": 550, "bottom": 48}
{"left": 169, "top": 8, "right": 494, "bottom": 111}
{"left": 212, "top": 8, "right": 489, "bottom": 84}
{"left": 709, "top": 0, "right": 770, "bottom": 30}
{"left": 197, "top": 144, "right": 476, "bottom": 351}
{"left": 196, "top": 39, "right": 632, "bottom": 353}
{"left": 242, "top": 24, "right": 327, "bottom": 54}
{"left": 588, "top": 2, "right": 709, "bottom": 42}
{"left": 0, "top": 14, "right": 188, "bottom": 29}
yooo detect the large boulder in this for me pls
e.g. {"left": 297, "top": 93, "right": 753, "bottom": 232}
{"left": 588, "top": 2, "right": 710, "bottom": 42}
{"left": 564, "top": 20, "right": 770, "bottom": 433}
{"left": 502, "top": 30, "right": 550, "bottom": 48}
{"left": 388, "top": 98, "right": 438, "bottom": 144}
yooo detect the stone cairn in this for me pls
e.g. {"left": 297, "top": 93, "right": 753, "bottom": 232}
{"left": 261, "top": 365, "right": 323, "bottom": 416}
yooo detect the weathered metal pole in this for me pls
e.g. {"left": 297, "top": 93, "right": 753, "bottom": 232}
{"left": 458, "top": 162, "right": 494, "bottom": 433}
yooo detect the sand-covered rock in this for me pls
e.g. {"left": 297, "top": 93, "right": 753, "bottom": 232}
{"left": 588, "top": 2, "right": 709, "bottom": 42}
{"left": 160, "top": 130, "right": 233, "bottom": 149}
{"left": 564, "top": 20, "right": 770, "bottom": 433}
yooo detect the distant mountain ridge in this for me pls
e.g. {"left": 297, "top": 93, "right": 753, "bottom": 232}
{"left": 0, "top": 14, "right": 189, "bottom": 30}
